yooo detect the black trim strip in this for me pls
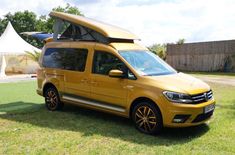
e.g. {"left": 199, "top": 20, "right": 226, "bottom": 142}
{"left": 61, "top": 93, "right": 126, "bottom": 112}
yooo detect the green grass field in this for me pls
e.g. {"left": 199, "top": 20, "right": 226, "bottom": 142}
{"left": 0, "top": 80, "right": 235, "bottom": 154}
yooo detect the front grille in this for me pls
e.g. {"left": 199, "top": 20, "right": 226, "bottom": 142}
{"left": 192, "top": 111, "right": 214, "bottom": 123}
{"left": 191, "top": 90, "right": 213, "bottom": 104}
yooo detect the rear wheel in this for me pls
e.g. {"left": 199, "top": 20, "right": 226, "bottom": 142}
{"left": 44, "top": 87, "right": 63, "bottom": 111}
{"left": 132, "top": 102, "right": 163, "bottom": 134}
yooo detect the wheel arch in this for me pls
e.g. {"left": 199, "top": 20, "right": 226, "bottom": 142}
{"left": 129, "top": 97, "right": 162, "bottom": 119}
{"left": 43, "top": 82, "right": 57, "bottom": 97}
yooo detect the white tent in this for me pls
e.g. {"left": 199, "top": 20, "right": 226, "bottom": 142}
{"left": 0, "top": 56, "right": 6, "bottom": 77}
{"left": 0, "top": 22, "right": 40, "bottom": 77}
{"left": 0, "top": 22, "right": 40, "bottom": 54}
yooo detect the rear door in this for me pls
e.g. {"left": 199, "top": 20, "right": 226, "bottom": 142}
{"left": 63, "top": 43, "right": 94, "bottom": 99}
{"left": 41, "top": 42, "right": 70, "bottom": 93}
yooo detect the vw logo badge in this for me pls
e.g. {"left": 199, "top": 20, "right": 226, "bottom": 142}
{"left": 204, "top": 93, "right": 208, "bottom": 101}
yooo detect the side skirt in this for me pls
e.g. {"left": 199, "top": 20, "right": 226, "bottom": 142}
{"left": 62, "top": 94, "right": 126, "bottom": 113}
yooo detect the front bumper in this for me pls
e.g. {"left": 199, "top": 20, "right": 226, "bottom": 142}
{"left": 163, "top": 98, "right": 215, "bottom": 127}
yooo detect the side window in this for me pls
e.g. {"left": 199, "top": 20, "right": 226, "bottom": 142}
{"left": 42, "top": 48, "right": 88, "bottom": 71}
{"left": 64, "top": 48, "right": 88, "bottom": 72}
{"left": 42, "top": 48, "right": 64, "bottom": 69}
{"left": 92, "top": 51, "right": 126, "bottom": 75}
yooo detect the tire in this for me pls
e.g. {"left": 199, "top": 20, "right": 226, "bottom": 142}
{"left": 132, "top": 102, "right": 163, "bottom": 134}
{"left": 44, "top": 87, "right": 63, "bottom": 111}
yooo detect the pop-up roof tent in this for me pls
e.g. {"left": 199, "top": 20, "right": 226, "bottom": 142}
{"left": 49, "top": 11, "right": 139, "bottom": 44}
{"left": 0, "top": 22, "right": 40, "bottom": 77}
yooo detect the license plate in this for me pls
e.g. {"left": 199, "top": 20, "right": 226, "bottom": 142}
{"left": 204, "top": 104, "right": 215, "bottom": 114}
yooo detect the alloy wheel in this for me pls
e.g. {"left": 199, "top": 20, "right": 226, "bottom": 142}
{"left": 134, "top": 105, "right": 157, "bottom": 133}
{"left": 45, "top": 89, "right": 59, "bottom": 110}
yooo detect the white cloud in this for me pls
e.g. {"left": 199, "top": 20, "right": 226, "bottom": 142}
{"left": 1, "top": 0, "right": 235, "bottom": 45}
{"left": 77, "top": 0, "right": 235, "bottom": 45}
{"left": 0, "top": 0, "right": 67, "bottom": 17}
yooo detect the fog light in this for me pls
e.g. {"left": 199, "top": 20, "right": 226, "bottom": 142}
{"left": 173, "top": 115, "right": 191, "bottom": 123}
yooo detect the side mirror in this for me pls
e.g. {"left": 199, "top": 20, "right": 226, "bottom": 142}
{"left": 109, "top": 69, "right": 124, "bottom": 78}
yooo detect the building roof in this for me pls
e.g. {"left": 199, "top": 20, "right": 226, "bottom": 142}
{"left": 49, "top": 11, "right": 139, "bottom": 40}
{"left": 0, "top": 22, "right": 40, "bottom": 54}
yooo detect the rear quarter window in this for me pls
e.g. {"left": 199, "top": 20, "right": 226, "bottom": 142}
{"left": 42, "top": 48, "right": 88, "bottom": 71}
{"left": 42, "top": 48, "right": 64, "bottom": 69}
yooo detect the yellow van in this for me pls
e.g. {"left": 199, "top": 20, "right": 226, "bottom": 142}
{"left": 37, "top": 12, "right": 215, "bottom": 134}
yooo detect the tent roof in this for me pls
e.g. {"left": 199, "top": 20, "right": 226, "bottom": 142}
{"left": 0, "top": 22, "right": 40, "bottom": 54}
{"left": 50, "top": 11, "right": 139, "bottom": 40}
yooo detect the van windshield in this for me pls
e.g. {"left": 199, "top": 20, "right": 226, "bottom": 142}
{"left": 119, "top": 50, "right": 177, "bottom": 76}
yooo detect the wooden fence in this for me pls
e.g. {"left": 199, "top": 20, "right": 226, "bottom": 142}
{"left": 166, "top": 40, "right": 235, "bottom": 72}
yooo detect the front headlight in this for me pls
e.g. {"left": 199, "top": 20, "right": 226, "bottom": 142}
{"left": 163, "top": 91, "right": 193, "bottom": 103}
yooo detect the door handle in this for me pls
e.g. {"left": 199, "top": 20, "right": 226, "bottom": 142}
{"left": 90, "top": 81, "right": 98, "bottom": 86}
{"left": 81, "top": 79, "right": 88, "bottom": 83}
{"left": 124, "top": 85, "right": 134, "bottom": 91}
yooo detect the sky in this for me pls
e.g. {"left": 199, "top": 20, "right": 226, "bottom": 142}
{"left": 0, "top": 0, "right": 235, "bottom": 46}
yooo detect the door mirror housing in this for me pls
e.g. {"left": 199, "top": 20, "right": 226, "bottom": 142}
{"left": 109, "top": 69, "right": 124, "bottom": 78}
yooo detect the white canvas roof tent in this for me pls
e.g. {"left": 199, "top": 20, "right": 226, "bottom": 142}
{"left": 0, "top": 22, "right": 40, "bottom": 78}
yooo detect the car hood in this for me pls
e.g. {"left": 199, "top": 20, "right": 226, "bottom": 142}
{"left": 145, "top": 72, "right": 210, "bottom": 94}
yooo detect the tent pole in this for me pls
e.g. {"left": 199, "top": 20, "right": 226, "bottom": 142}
{"left": 0, "top": 55, "right": 7, "bottom": 78}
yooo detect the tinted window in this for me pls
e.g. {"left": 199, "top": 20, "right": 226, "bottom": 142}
{"left": 43, "top": 48, "right": 88, "bottom": 72}
{"left": 92, "top": 51, "right": 126, "bottom": 75}
{"left": 64, "top": 49, "right": 88, "bottom": 71}
{"left": 43, "top": 48, "right": 64, "bottom": 69}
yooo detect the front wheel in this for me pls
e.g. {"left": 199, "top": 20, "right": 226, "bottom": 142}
{"left": 132, "top": 102, "right": 163, "bottom": 134}
{"left": 44, "top": 87, "right": 63, "bottom": 111}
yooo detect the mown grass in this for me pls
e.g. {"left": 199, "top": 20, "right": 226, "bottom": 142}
{"left": 0, "top": 81, "right": 235, "bottom": 154}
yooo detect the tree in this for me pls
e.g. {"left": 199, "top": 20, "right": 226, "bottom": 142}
{"left": 35, "top": 15, "right": 48, "bottom": 32}
{"left": 40, "top": 3, "right": 84, "bottom": 33}
{"left": 0, "top": 3, "right": 83, "bottom": 48}
{"left": 53, "top": 3, "right": 83, "bottom": 15}
{"left": 0, "top": 11, "right": 37, "bottom": 34}
{"left": 148, "top": 43, "right": 167, "bottom": 60}
{"left": 0, "top": 16, "right": 9, "bottom": 35}
{"left": 25, "top": 51, "right": 41, "bottom": 62}
{"left": 0, "top": 11, "right": 44, "bottom": 48}
{"left": 176, "top": 38, "right": 185, "bottom": 45}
